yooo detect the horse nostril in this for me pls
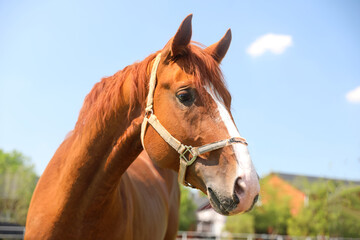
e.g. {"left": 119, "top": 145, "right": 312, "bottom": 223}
{"left": 234, "top": 177, "right": 244, "bottom": 196}
{"left": 253, "top": 194, "right": 259, "bottom": 205}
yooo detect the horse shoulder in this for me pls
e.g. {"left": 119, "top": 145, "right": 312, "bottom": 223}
{"left": 119, "top": 152, "right": 179, "bottom": 239}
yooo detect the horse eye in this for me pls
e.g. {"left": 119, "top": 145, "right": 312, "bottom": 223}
{"left": 176, "top": 90, "right": 194, "bottom": 105}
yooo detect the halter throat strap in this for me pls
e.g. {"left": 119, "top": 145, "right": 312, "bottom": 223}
{"left": 140, "top": 53, "right": 248, "bottom": 187}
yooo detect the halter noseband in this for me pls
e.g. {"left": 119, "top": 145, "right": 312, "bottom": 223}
{"left": 140, "top": 53, "right": 248, "bottom": 187}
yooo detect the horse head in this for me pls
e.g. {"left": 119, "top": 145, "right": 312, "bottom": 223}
{"left": 142, "top": 14, "right": 260, "bottom": 215}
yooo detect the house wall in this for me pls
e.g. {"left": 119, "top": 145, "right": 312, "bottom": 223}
{"left": 197, "top": 208, "right": 226, "bottom": 235}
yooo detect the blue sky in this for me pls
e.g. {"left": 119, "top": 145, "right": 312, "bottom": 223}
{"left": 1, "top": 0, "right": 359, "bottom": 180}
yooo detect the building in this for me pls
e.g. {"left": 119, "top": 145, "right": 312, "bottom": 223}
{"left": 196, "top": 201, "right": 226, "bottom": 235}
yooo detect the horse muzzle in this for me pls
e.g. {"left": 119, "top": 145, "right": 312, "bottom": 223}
{"left": 207, "top": 176, "right": 260, "bottom": 216}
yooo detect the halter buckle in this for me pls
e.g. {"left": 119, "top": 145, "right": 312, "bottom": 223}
{"left": 178, "top": 145, "right": 198, "bottom": 187}
{"left": 179, "top": 145, "right": 198, "bottom": 166}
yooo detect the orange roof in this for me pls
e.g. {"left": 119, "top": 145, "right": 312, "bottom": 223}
{"left": 261, "top": 174, "right": 306, "bottom": 215}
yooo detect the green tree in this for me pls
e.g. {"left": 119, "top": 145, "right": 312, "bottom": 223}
{"left": 328, "top": 185, "right": 360, "bottom": 237}
{"left": 287, "top": 180, "right": 333, "bottom": 236}
{"left": 224, "top": 213, "right": 255, "bottom": 234}
{"left": 250, "top": 177, "right": 292, "bottom": 234}
{"left": 178, "top": 185, "right": 197, "bottom": 231}
{"left": 288, "top": 181, "right": 360, "bottom": 238}
{"left": 0, "top": 149, "right": 38, "bottom": 225}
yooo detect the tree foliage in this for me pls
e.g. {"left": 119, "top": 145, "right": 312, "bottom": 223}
{"left": 178, "top": 185, "right": 197, "bottom": 231}
{"left": 250, "top": 177, "right": 292, "bottom": 235}
{"left": 224, "top": 212, "right": 255, "bottom": 234}
{"left": 221, "top": 175, "right": 360, "bottom": 237}
{"left": 0, "top": 149, "right": 38, "bottom": 225}
{"left": 288, "top": 181, "right": 360, "bottom": 238}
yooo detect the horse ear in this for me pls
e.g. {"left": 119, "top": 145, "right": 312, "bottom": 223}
{"left": 205, "top": 29, "right": 232, "bottom": 63}
{"left": 171, "top": 14, "right": 193, "bottom": 57}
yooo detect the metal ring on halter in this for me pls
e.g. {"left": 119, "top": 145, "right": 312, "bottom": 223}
{"left": 144, "top": 107, "right": 153, "bottom": 117}
{"left": 179, "top": 145, "right": 198, "bottom": 166}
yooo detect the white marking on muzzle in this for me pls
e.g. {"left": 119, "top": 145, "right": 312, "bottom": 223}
{"left": 206, "top": 87, "right": 260, "bottom": 202}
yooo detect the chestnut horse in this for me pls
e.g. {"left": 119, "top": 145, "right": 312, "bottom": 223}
{"left": 25, "top": 15, "right": 260, "bottom": 239}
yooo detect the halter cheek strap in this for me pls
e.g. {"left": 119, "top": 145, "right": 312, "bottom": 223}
{"left": 141, "top": 53, "right": 248, "bottom": 187}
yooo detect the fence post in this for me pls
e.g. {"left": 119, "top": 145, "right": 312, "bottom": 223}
{"left": 181, "top": 232, "right": 187, "bottom": 240}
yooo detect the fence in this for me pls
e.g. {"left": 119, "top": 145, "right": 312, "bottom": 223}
{"left": 176, "top": 231, "right": 360, "bottom": 240}
{"left": 0, "top": 225, "right": 24, "bottom": 239}
{"left": 0, "top": 227, "right": 359, "bottom": 240}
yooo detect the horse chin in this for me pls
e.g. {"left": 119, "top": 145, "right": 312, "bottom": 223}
{"left": 207, "top": 188, "right": 231, "bottom": 216}
{"left": 208, "top": 197, "right": 230, "bottom": 216}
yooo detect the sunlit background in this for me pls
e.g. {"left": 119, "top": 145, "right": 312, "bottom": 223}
{"left": 0, "top": 0, "right": 359, "bottom": 238}
{"left": 1, "top": 1, "right": 359, "bottom": 180}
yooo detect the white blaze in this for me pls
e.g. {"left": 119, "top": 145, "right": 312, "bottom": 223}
{"left": 206, "top": 88, "right": 260, "bottom": 197}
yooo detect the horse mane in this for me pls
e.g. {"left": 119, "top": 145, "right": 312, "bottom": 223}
{"left": 75, "top": 42, "right": 231, "bottom": 131}
{"left": 75, "top": 52, "right": 157, "bottom": 130}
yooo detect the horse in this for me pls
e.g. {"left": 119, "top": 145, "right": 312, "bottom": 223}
{"left": 25, "top": 14, "right": 260, "bottom": 240}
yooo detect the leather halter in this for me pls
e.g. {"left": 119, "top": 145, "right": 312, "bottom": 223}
{"left": 141, "top": 53, "right": 248, "bottom": 187}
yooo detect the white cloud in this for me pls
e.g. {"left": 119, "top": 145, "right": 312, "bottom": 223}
{"left": 247, "top": 33, "right": 293, "bottom": 57}
{"left": 346, "top": 86, "right": 360, "bottom": 103}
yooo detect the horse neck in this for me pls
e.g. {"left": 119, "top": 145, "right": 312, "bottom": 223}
{"left": 55, "top": 71, "right": 148, "bottom": 204}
